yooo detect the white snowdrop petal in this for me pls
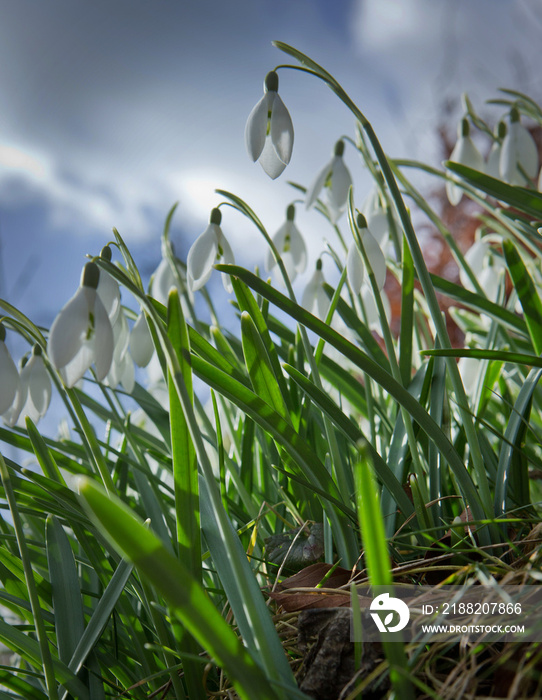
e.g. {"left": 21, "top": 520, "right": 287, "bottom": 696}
{"left": 91, "top": 292, "right": 115, "bottom": 382}
{"left": 119, "top": 352, "right": 135, "bottom": 393}
{"left": 327, "top": 156, "right": 352, "bottom": 221}
{"left": 61, "top": 342, "right": 94, "bottom": 388}
{"left": 97, "top": 271, "right": 121, "bottom": 323}
{"left": 346, "top": 243, "right": 364, "bottom": 295}
{"left": 486, "top": 143, "right": 501, "bottom": 179}
{"left": 270, "top": 93, "right": 294, "bottom": 165}
{"left": 244, "top": 92, "right": 270, "bottom": 162}
{"left": 258, "top": 138, "right": 287, "bottom": 179}
{"left": 48, "top": 287, "right": 90, "bottom": 371}
{"left": 24, "top": 356, "right": 52, "bottom": 419}
{"left": 0, "top": 342, "right": 21, "bottom": 416}
{"left": 130, "top": 313, "right": 154, "bottom": 368}
{"left": 363, "top": 229, "right": 387, "bottom": 291}
{"left": 187, "top": 225, "right": 219, "bottom": 291}
{"left": 290, "top": 223, "right": 307, "bottom": 275}
{"left": 305, "top": 161, "right": 332, "bottom": 210}
{"left": 517, "top": 124, "right": 538, "bottom": 178}
{"left": 217, "top": 230, "right": 235, "bottom": 293}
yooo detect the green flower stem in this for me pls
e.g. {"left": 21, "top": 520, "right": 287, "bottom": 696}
{"left": 0, "top": 451, "right": 60, "bottom": 700}
{"left": 274, "top": 42, "right": 493, "bottom": 539}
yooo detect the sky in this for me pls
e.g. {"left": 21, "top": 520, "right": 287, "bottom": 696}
{"left": 1, "top": 0, "right": 542, "bottom": 341}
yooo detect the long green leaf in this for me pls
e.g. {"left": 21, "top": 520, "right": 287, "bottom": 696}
{"left": 445, "top": 161, "right": 542, "bottom": 218}
{"left": 503, "top": 239, "right": 542, "bottom": 355}
{"left": 241, "top": 312, "right": 291, "bottom": 423}
{"left": 77, "top": 478, "right": 283, "bottom": 700}
{"left": 46, "top": 516, "right": 85, "bottom": 666}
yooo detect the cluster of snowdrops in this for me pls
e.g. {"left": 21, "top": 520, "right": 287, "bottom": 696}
{"left": 1, "top": 70, "right": 541, "bottom": 426}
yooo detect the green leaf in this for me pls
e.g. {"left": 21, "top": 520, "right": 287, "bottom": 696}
{"left": 503, "top": 239, "right": 542, "bottom": 355}
{"left": 445, "top": 161, "right": 542, "bottom": 218}
{"left": 78, "top": 478, "right": 283, "bottom": 700}
{"left": 46, "top": 516, "right": 85, "bottom": 665}
{"left": 241, "top": 311, "right": 290, "bottom": 424}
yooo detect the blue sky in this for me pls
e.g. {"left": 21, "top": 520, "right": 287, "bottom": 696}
{"left": 0, "top": 0, "right": 541, "bottom": 334}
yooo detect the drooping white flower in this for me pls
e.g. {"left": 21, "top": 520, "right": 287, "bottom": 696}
{"left": 106, "top": 310, "right": 135, "bottom": 393}
{"left": 150, "top": 241, "right": 192, "bottom": 308}
{"left": 0, "top": 323, "right": 20, "bottom": 415}
{"left": 446, "top": 118, "right": 485, "bottom": 206}
{"left": 245, "top": 70, "right": 294, "bottom": 180}
{"left": 130, "top": 312, "right": 154, "bottom": 368}
{"left": 266, "top": 204, "right": 307, "bottom": 284}
{"left": 485, "top": 121, "right": 507, "bottom": 179}
{"left": 361, "top": 186, "right": 399, "bottom": 254}
{"left": 187, "top": 208, "right": 235, "bottom": 293}
{"left": 96, "top": 245, "right": 121, "bottom": 323}
{"left": 3, "top": 345, "right": 52, "bottom": 427}
{"left": 306, "top": 140, "right": 353, "bottom": 223}
{"left": 500, "top": 107, "right": 538, "bottom": 185}
{"left": 301, "top": 260, "right": 330, "bottom": 321}
{"left": 459, "top": 238, "right": 506, "bottom": 302}
{"left": 346, "top": 214, "right": 387, "bottom": 295}
{"left": 48, "top": 262, "right": 114, "bottom": 387}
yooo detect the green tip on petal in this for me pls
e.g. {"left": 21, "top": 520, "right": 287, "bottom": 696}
{"left": 334, "top": 139, "right": 345, "bottom": 157}
{"left": 510, "top": 107, "right": 520, "bottom": 123}
{"left": 460, "top": 118, "right": 470, "bottom": 137}
{"left": 210, "top": 208, "right": 222, "bottom": 225}
{"left": 0, "top": 323, "right": 5, "bottom": 342}
{"left": 286, "top": 204, "right": 295, "bottom": 221}
{"left": 497, "top": 121, "right": 507, "bottom": 139}
{"left": 81, "top": 262, "right": 100, "bottom": 289}
{"left": 32, "top": 344, "right": 43, "bottom": 357}
{"left": 264, "top": 70, "right": 279, "bottom": 92}
{"left": 100, "top": 245, "right": 112, "bottom": 262}
{"left": 316, "top": 258, "right": 323, "bottom": 271}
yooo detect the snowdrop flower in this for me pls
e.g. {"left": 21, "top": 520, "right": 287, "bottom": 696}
{"left": 266, "top": 204, "right": 307, "bottom": 284}
{"left": 500, "top": 107, "right": 538, "bottom": 185}
{"left": 0, "top": 323, "right": 20, "bottom": 415}
{"left": 301, "top": 260, "right": 330, "bottom": 320}
{"left": 346, "top": 214, "right": 387, "bottom": 295}
{"left": 306, "top": 140, "right": 352, "bottom": 223}
{"left": 106, "top": 311, "right": 135, "bottom": 393}
{"left": 48, "top": 262, "right": 114, "bottom": 387}
{"left": 3, "top": 345, "right": 52, "bottom": 427}
{"left": 446, "top": 119, "right": 485, "bottom": 206}
{"left": 130, "top": 312, "right": 154, "bottom": 368}
{"left": 459, "top": 238, "right": 506, "bottom": 303}
{"left": 96, "top": 245, "right": 121, "bottom": 323}
{"left": 485, "top": 121, "right": 507, "bottom": 179}
{"left": 361, "top": 186, "right": 399, "bottom": 253}
{"left": 245, "top": 70, "right": 294, "bottom": 180}
{"left": 187, "top": 208, "right": 235, "bottom": 293}
{"left": 150, "top": 241, "right": 192, "bottom": 308}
